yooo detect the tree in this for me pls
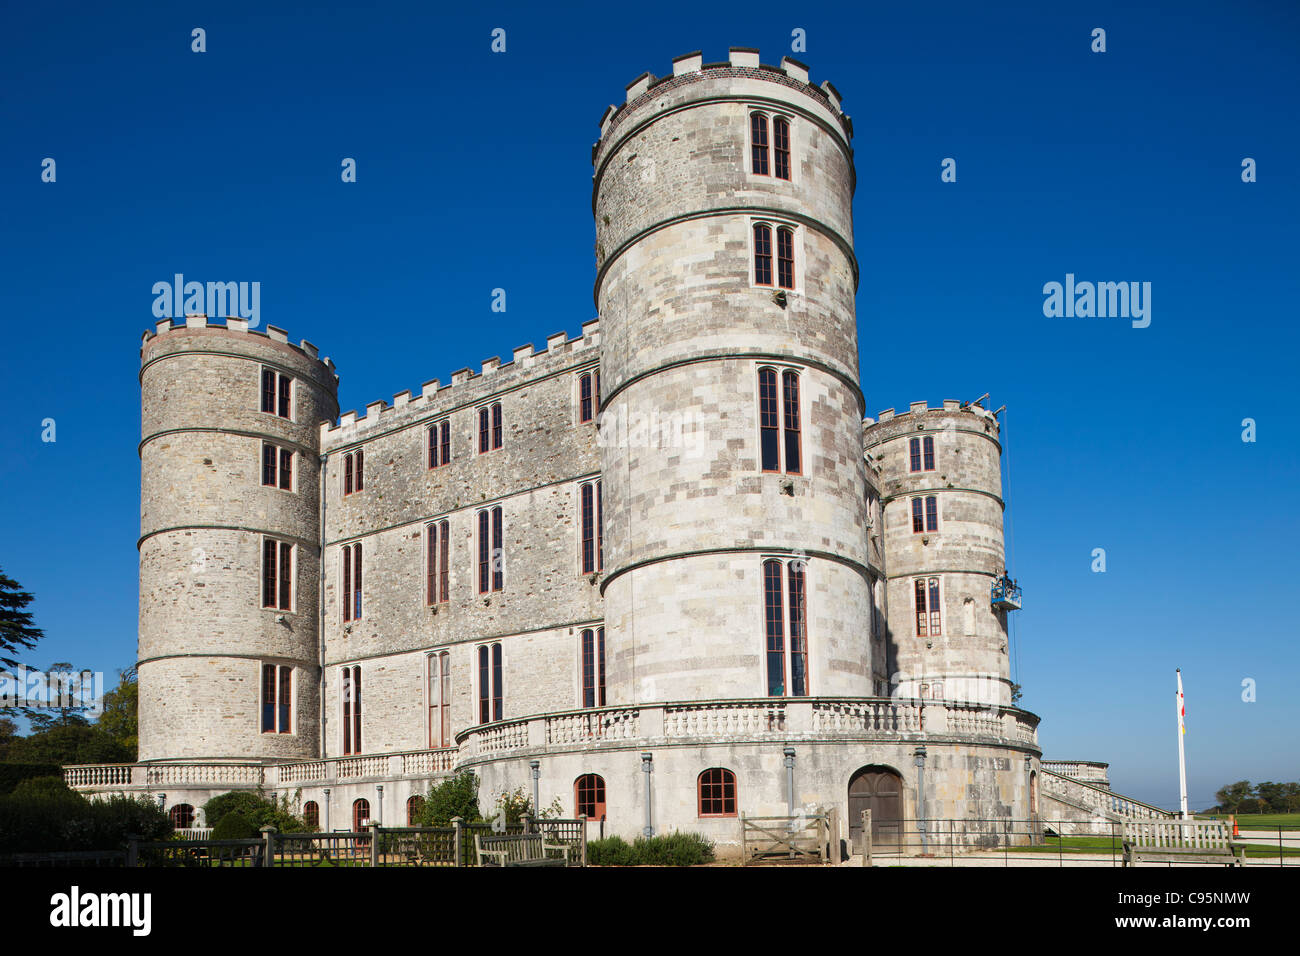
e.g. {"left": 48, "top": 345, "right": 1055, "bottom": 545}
{"left": 24, "top": 661, "right": 94, "bottom": 732}
{"left": 96, "top": 667, "right": 138, "bottom": 759}
{"left": 1214, "top": 781, "right": 1255, "bottom": 814}
{"left": 0, "top": 568, "right": 43, "bottom": 670}
{"left": 413, "top": 772, "right": 484, "bottom": 826}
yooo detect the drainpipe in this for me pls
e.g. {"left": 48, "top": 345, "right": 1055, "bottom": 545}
{"left": 783, "top": 747, "right": 796, "bottom": 819}
{"left": 530, "top": 760, "right": 540, "bottom": 817}
{"left": 318, "top": 452, "right": 329, "bottom": 760}
{"left": 375, "top": 784, "right": 384, "bottom": 825}
{"left": 323, "top": 788, "right": 331, "bottom": 832}
{"left": 641, "top": 753, "right": 654, "bottom": 837}
{"left": 913, "top": 747, "right": 927, "bottom": 853}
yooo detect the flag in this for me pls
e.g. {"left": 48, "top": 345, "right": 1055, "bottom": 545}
{"left": 1177, "top": 669, "right": 1186, "bottom": 735}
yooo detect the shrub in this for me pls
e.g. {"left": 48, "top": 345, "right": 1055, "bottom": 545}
{"left": 9, "top": 775, "right": 74, "bottom": 799}
{"left": 588, "top": 832, "right": 714, "bottom": 866}
{"left": 202, "top": 789, "right": 305, "bottom": 833}
{"left": 0, "top": 790, "right": 171, "bottom": 855}
{"left": 211, "top": 812, "right": 257, "bottom": 841}
{"left": 0, "top": 763, "right": 64, "bottom": 795}
{"left": 414, "top": 772, "right": 483, "bottom": 826}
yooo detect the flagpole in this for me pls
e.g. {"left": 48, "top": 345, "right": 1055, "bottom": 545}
{"left": 1176, "top": 668, "right": 1189, "bottom": 820}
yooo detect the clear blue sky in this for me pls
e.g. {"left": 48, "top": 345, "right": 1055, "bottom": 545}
{"left": 1, "top": 1, "right": 1296, "bottom": 810}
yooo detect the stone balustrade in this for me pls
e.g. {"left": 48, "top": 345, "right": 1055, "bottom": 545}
{"left": 64, "top": 764, "right": 135, "bottom": 788}
{"left": 1040, "top": 759, "right": 1109, "bottom": 786}
{"left": 1039, "top": 768, "right": 1172, "bottom": 821}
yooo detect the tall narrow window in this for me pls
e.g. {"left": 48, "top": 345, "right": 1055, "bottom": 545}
{"left": 477, "top": 643, "right": 503, "bottom": 723}
{"left": 782, "top": 370, "right": 801, "bottom": 474}
{"left": 581, "top": 627, "right": 606, "bottom": 708}
{"left": 479, "top": 407, "right": 490, "bottom": 453}
{"left": 492, "top": 507, "right": 503, "bottom": 591}
{"left": 750, "top": 112, "right": 770, "bottom": 175}
{"left": 753, "top": 224, "right": 773, "bottom": 286}
{"left": 439, "top": 519, "right": 450, "bottom": 602}
{"left": 773, "top": 116, "right": 791, "bottom": 181}
{"left": 910, "top": 436, "right": 936, "bottom": 472}
{"left": 342, "top": 665, "right": 362, "bottom": 755}
{"left": 596, "top": 481, "right": 603, "bottom": 572}
{"left": 915, "top": 577, "right": 942, "bottom": 637}
{"left": 579, "top": 372, "right": 594, "bottom": 423}
{"left": 344, "top": 453, "right": 353, "bottom": 495}
{"left": 788, "top": 561, "right": 808, "bottom": 696}
{"left": 261, "top": 663, "right": 277, "bottom": 733}
{"left": 925, "top": 495, "right": 938, "bottom": 532}
{"left": 698, "top": 768, "right": 738, "bottom": 817}
{"left": 262, "top": 444, "right": 277, "bottom": 487}
{"left": 759, "top": 368, "right": 780, "bottom": 472}
{"left": 478, "top": 510, "right": 489, "bottom": 593}
{"left": 342, "top": 543, "right": 362, "bottom": 622}
{"left": 492, "top": 403, "right": 503, "bottom": 450}
{"left": 575, "top": 774, "right": 607, "bottom": 820}
{"left": 261, "top": 368, "right": 292, "bottom": 420}
{"left": 425, "top": 523, "right": 438, "bottom": 605}
{"left": 764, "top": 559, "right": 785, "bottom": 696}
{"left": 580, "top": 481, "right": 603, "bottom": 575}
{"left": 912, "top": 498, "right": 924, "bottom": 533}
{"left": 352, "top": 798, "right": 369, "bottom": 830}
{"left": 428, "top": 652, "right": 451, "bottom": 748}
{"left": 428, "top": 420, "right": 451, "bottom": 469}
{"left": 262, "top": 539, "right": 292, "bottom": 611}
{"left": 343, "top": 450, "right": 364, "bottom": 496}
{"left": 303, "top": 802, "right": 319, "bottom": 830}
{"left": 355, "top": 450, "right": 363, "bottom": 491}
{"left": 279, "top": 448, "right": 292, "bottom": 491}
{"left": 407, "top": 796, "right": 424, "bottom": 826}
{"left": 776, "top": 227, "right": 794, "bottom": 289}
{"left": 439, "top": 650, "right": 451, "bottom": 746}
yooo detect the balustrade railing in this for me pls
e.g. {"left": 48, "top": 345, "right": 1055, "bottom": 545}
{"left": 664, "top": 701, "right": 785, "bottom": 737}
{"left": 812, "top": 699, "right": 921, "bottom": 734}
{"left": 547, "top": 708, "right": 639, "bottom": 744}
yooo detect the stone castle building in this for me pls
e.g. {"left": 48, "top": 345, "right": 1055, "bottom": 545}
{"left": 67, "top": 48, "right": 1166, "bottom": 853}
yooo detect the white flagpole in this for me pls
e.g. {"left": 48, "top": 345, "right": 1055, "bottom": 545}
{"left": 1176, "top": 668, "right": 1189, "bottom": 820}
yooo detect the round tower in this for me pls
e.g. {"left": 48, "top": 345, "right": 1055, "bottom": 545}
{"left": 594, "top": 49, "right": 871, "bottom": 703}
{"left": 864, "top": 400, "right": 1014, "bottom": 707}
{"left": 137, "top": 317, "right": 338, "bottom": 763}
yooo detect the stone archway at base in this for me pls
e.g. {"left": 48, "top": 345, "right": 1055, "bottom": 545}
{"left": 848, "top": 765, "right": 903, "bottom": 850}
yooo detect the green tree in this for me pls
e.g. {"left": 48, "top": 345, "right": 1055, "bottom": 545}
{"left": 96, "top": 667, "right": 138, "bottom": 759}
{"left": 413, "top": 772, "right": 484, "bottom": 826}
{"left": 0, "top": 568, "right": 43, "bottom": 671}
{"left": 1214, "top": 780, "right": 1255, "bottom": 814}
{"left": 5, "top": 723, "right": 133, "bottom": 765}
{"left": 24, "top": 661, "right": 94, "bottom": 732}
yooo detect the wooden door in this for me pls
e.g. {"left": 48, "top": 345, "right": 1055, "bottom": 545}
{"left": 848, "top": 767, "right": 903, "bottom": 849}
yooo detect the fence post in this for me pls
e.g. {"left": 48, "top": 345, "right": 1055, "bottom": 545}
{"left": 260, "top": 826, "right": 277, "bottom": 868}
{"left": 521, "top": 812, "right": 531, "bottom": 835}
{"left": 369, "top": 823, "right": 381, "bottom": 867}
{"left": 740, "top": 811, "right": 747, "bottom": 864}
{"left": 452, "top": 816, "right": 463, "bottom": 868}
{"left": 126, "top": 833, "right": 139, "bottom": 868}
{"left": 577, "top": 814, "right": 588, "bottom": 867}
{"left": 861, "top": 810, "right": 872, "bottom": 867}
{"left": 829, "top": 806, "right": 841, "bottom": 863}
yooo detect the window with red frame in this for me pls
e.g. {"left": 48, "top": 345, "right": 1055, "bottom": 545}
{"left": 764, "top": 559, "right": 785, "bottom": 696}
{"left": 579, "top": 372, "right": 595, "bottom": 423}
{"left": 168, "top": 804, "right": 195, "bottom": 829}
{"left": 915, "top": 577, "right": 942, "bottom": 637}
{"left": 575, "top": 773, "right": 607, "bottom": 821}
{"left": 580, "top": 480, "right": 603, "bottom": 575}
{"left": 261, "top": 443, "right": 292, "bottom": 490}
{"left": 765, "top": 558, "right": 808, "bottom": 697}
{"left": 342, "top": 665, "right": 361, "bottom": 755}
{"left": 759, "top": 368, "right": 780, "bottom": 471}
{"left": 581, "top": 627, "right": 606, "bottom": 708}
{"left": 342, "top": 542, "right": 362, "bottom": 622}
{"left": 478, "top": 507, "right": 503, "bottom": 593}
{"left": 343, "top": 449, "right": 364, "bottom": 496}
{"left": 352, "top": 798, "right": 369, "bottom": 830}
{"left": 261, "top": 368, "right": 292, "bottom": 419}
{"left": 428, "top": 651, "right": 451, "bottom": 748}
{"left": 262, "top": 539, "right": 292, "bottom": 611}
{"left": 750, "top": 112, "right": 769, "bottom": 175}
{"left": 773, "top": 116, "right": 791, "bottom": 180}
{"left": 788, "top": 561, "right": 808, "bottom": 696}
{"left": 303, "top": 801, "right": 319, "bottom": 830}
{"left": 698, "top": 768, "right": 737, "bottom": 817}
{"left": 426, "top": 519, "right": 449, "bottom": 605}
{"left": 909, "top": 436, "right": 936, "bottom": 473}
{"left": 407, "top": 795, "right": 424, "bottom": 825}
{"left": 753, "top": 223, "right": 773, "bottom": 285}
{"left": 759, "top": 368, "right": 801, "bottom": 475}
{"left": 428, "top": 420, "right": 450, "bottom": 469}
{"left": 261, "top": 663, "right": 291, "bottom": 734}
{"left": 776, "top": 227, "right": 794, "bottom": 289}
{"left": 782, "top": 370, "right": 801, "bottom": 474}
{"left": 477, "top": 643, "right": 503, "bottom": 723}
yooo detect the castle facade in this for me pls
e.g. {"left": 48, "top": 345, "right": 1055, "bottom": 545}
{"left": 74, "top": 49, "right": 1074, "bottom": 854}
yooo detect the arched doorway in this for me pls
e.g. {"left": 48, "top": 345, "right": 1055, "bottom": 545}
{"left": 848, "top": 766, "right": 903, "bottom": 850}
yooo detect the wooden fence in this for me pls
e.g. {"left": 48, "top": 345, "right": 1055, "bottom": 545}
{"left": 739, "top": 808, "right": 839, "bottom": 864}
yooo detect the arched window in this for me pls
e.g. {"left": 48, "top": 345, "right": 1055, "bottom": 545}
{"left": 169, "top": 803, "right": 195, "bottom": 829}
{"left": 342, "top": 542, "right": 362, "bottom": 622}
{"left": 581, "top": 627, "right": 606, "bottom": 708}
{"left": 478, "top": 643, "right": 503, "bottom": 723}
{"left": 750, "top": 112, "right": 770, "bottom": 175}
{"left": 303, "top": 801, "right": 319, "bottom": 830}
{"left": 753, "top": 224, "right": 773, "bottom": 285}
{"left": 776, "top": 227, "right": 794, "bottom": 289}
{"left": 428, "top": 650, "right": 451, "bottom": 748}
{"left": 428, "top": 420, "right": 450, "bottom": 469}
{"left": 478, "top": 402, "right": 503, "bottom": 453}
{"left": 764, "top": 557, "right": 809, "bottom": 697}
{"left": 342, "top": 664, "right": 362, "bottom": 755}
{"left": 478, "top": 507, "right": 503, "bottom": 593}
{"left": 698, "top": 769, "right": 737, "bottom": 817}
{"left": 407, "top": 795, "right": 425, "bottom": 826}
{"left": 580, "top": 480, "right": 603, "bottom": 575}
{"left": 758, "top": 367, "right": 801, "bottom": 475}
{"left": 352, "top": 798, "right": 370, "bottom": 831}
{"left": 915, "top": 576, "right": 942, "bottom": 637}
{"left": 575, "top": 774, "right": 607, "bottom": 820}
{"left": 579, "top": 371, "right": 600, "bottom": 423}
{"left": 772, "top": 116, "right": 791, "bottom": 180}
{"left": 426, "top": 519, "right": 449, "bottom": 605}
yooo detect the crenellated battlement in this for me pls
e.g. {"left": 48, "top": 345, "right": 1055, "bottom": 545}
{"left": 140, "top": 315, "right": 338, "bottom": 381}
{"left": 320, "top": 318, "right": 600, "bottom": 447}
{"left": 864, "top": 399, "right": 1000, "bottom": 431}
{"left": 593, "top": 46, "right": 852, "bottom": 161}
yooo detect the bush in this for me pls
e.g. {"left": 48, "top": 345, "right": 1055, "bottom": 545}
{"left": 0, "top": 790, "right": 171, "bottom": 855}
{"left": 202, "top": 789, "right": 305, "bottom": 833}
{"left": 9, "top": 775, "right": 74, "bottom": 799}
{"left": 211, "top": 812, "right": 257, "bottom": 841}
{"left": 588, "top": 832, "right": 714, "bottom": 866}
{"left": 413, "top": 772, "right": 483, "bottom": 826}
{"left": 0, "top": 763, "right": 64, "bottom": 795}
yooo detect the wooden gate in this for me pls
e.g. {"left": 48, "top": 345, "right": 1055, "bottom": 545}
{"left": 848, "top": 767, "right": 902, "bottom": 849}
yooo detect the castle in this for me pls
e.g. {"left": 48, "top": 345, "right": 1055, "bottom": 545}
{"left": 66, "top": 48, "right": 1166, "bottom": 854}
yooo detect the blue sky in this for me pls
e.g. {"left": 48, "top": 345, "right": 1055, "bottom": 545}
{"left": 1, "top": 1, "right": 1296, "bottom": 809}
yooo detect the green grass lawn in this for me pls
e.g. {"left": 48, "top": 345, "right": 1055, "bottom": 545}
{"left": 1197, "top": 813, "right": 1300, "bottom": 829}
{"left": 1002, "top": 834, "right": 1300, "bottom": 858}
